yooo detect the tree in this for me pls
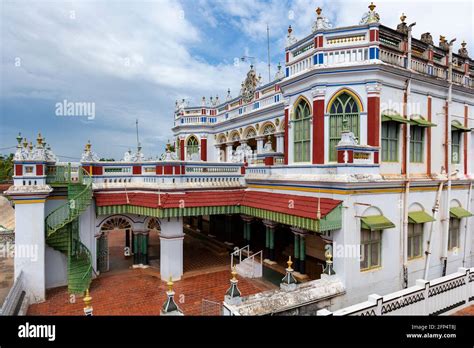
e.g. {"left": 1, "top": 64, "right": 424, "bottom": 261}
{"left": 0, "top": 153, "right": 14, "bottom": 182}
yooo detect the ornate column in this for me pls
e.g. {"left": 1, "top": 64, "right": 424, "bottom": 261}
{"left": 226, "top": 142, "right": 233, "bottom": 163}
{"left": 256, "top": 136, "right": 266, "bottom": 154}
{"left": 240, "top": 215, "right": 253, "bottom": 249}
{"left": 224, "top": 214, "right": 233, "bottom": 246}
{"left": 290, "top": 227, "right": 308, "bottom": 275}
{"left": 366, "top": 83, "right": 381, "bottom": 163}
{"left": 263, "top": 220, "right": 277, "bottom": 263}
{"left": 312, "top": 86, "right": 326, "bottom": 164}
{"left": 132, "top": 231, "right": 140, "bottom": 265}
{"left": 125, "top": 229, "right": 131, "bottom": 256}
{"left": 132, "top": 230, "right": 149, "bottom": 267}
{"left": 275, "top": 132, "right": 284, "bottom": 153}
{"left": 214, "top": 144, "right": 222, "bottom": 162}
{"left": 160, "top": 217, "right": 184, "bottom": 281}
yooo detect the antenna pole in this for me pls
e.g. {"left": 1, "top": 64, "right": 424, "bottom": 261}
{"left": 135, "top": 119, "right": 140, "bottom": 149}
{"left": 267, "top": 24, "right": 271, "bottom": 83}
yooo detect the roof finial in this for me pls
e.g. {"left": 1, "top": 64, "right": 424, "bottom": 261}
{"left": 316, "top": 7, "right": 322, "bottom": 16}
{"left": 400, "top": 13, "right": 406, "bottom": 23}
{"left": 288, "top": 25, "right": 293, "bottom": 34}
{"left": 167, "top": 276, "right": 174, "bottom": 292}
{"left": 368, "top": 2, "right": 376, "bottom": 11}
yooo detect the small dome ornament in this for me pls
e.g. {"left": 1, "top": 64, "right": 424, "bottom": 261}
{"left": 439, "top": 35, "right": 449, "bottom": 51}
{"left": 274, "top": 62, "right": 284, "bottom": 80}
{"left": 360, "top": 2, "right": 380, "bottom": 24}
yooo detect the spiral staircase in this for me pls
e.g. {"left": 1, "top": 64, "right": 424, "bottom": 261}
{"left": 45, "top": 165, "right": 93, "bottom": 294}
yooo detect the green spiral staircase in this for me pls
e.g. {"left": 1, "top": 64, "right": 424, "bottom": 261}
{"left": 45, "top": 165, "right": 93, "bottom": 294}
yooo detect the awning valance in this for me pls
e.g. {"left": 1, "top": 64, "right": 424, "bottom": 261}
{"left": 361, "top": 215, "right": 396, "bottom": 231}
{"left": 408, "top": 211, "right": 436, "bottom": 224}
{"left": 410, "top": 116, "right": 437, "bottom": 127}
{"left": 451, "top": 121, "right": 472, "bottom": 132}
{"left": 382, "top": 113, "right": 410, "bottom": 124}
{"left": 450, "top": 207, "right": 473, "bottom": 219}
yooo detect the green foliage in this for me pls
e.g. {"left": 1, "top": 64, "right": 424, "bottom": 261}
{"left": 0, "top": 153, "right": 14, "bottom": 182}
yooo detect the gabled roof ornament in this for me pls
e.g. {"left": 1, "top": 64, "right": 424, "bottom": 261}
{"left": 286, "top": 25, "right": 297, "bottom": 47}
{"left": 360, "top": 2, "right": 380, "bottom": 24}
{"left": 312, "top": 7, "right": 332, "bottom": 32}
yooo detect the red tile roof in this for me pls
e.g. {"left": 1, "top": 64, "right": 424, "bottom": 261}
{"left": 95, "top": 190, "right": 341, "bottom": 220}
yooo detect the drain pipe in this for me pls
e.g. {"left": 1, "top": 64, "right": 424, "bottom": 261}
{"left": 401, "top": 22, "right": 416, "bottom": 289}
{"left": 441, "top": 38, "right": 456, "bottom": 276}
{"left": 423, "top": 180, "right": 445, "bottom": 280}
{"left": 462, "top": 182, "right": 472, "bottom": 267}
{"left": 402, "top": 76, "right": 411, "bottom": 289}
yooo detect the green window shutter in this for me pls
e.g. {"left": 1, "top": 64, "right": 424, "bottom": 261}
{"left": 408, "top": 211, "right": 435, "bottom": 224}
{"left": 450, "top": 207, "right": 473, "bottom": 219}
{"left": 451, "top": 131, "right": 461, "bottom": 164}
{"left": 381, "top": 121, "right": 399, "bottom": 162}
{"left": 293, "top": 100, "right": 311, "bottom": 162}
{"left": 361, "top": 215, "right": 396, "bottom": 230}
{"left": 329, "top": 93, "right": 360, "bottom": 162}
{"left": 410, "top": 126, "right": 424, "bottom": 163}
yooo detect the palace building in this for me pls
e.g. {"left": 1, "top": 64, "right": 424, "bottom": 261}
{"left": 6, "top": 3, "right": 474, "bottom": 312}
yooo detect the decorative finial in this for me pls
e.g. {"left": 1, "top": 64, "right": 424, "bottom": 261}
{"left": 288, "top": 25, "right": 293, "bottom": 34}
{"left": 28, "top": 142, "right": 33, "bottom": 151}
{"left": 368, "top": 2, "right": 376, "bottom": 11}
{"left": 440, "top": 35, "right": 446, "bottom": 43}
{"left": 231, "top": 266, "right": 237, "bottom": 281}
{"left": 85, "top": 140, "right": 91, "bottom": 152}
{"left": 316, "top": 7, "right": 322, "bottom": 16}
{"left": 22, "top": 138, "right": 28, "bottom": 148}
{"left": 83, "top": 288, "right": 93, "bottom": 315}
{"left": 16, "top": 132, "right": 22, "bottom": 145}
{"left": 400, "top": 13, "right": 406, "bottom": 22}
{"left": 461, "top": 40, "right": 466, "bottom": 48}
{"left": 167, "top": 276, "right": 174, "bottom": 292}
{"left": 287, "top": 256, "right": 293, "bottom": 270}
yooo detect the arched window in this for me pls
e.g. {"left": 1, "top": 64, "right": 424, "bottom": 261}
{"left": 293, "top": 99, "right": 311, "bottom": 162}
{"left": 329, "top": 92, "right": 360, "bottom": 161}
{"left": 186, "top": 136, "right": 199, "bottom": 159}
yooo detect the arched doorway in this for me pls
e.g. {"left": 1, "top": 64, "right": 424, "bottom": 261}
{"left": 97, "top": 216, "right": 133, "bottom": 273}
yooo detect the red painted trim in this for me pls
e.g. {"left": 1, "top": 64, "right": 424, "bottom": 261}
{"left": 373, "top": 152, "right": 379, "bottom": 164}
{"left": 15, "top": 164, "right": 22, "bottom": 176}
{"left": 156, "top": 165, "right": 163, "bottom": 175}
{"left": 369, "top": 30, "right": 375, "bottom": 42}
{"left": 313, "top": 99, "right": 325, "bottom": 164}
{"left": 164, "top": 165, "right": 173, "bottom": 175}
{"left": 174, "top": 166, "right": 181, "bottom": 175}
{"left": 285, "top": 52, "right": 289, "bottom": 63}
{"left": 35, "top": 164, "right": 43, "bottom": 176}
{"left": 264, "top": 156, "right": 274, "bottom": 166}
{"left": 464, "top": 105, "right": 469, "bottom": 175}
{"left": 180, "top": 139, "right": 185, "bottom": 160}
{"left": 201, "top": 108, "right": 206, "bottom": 115}
{"left": 92, "top": 166, "right": 103, "bottom": 176}
{"left": 445, "top": 101, "right": 449, "bottom": 170}
{"left": 200, "top": 138, "right": 207, "bottom": 161}
{"left": 318, "top": 36, "right": 323, "bottom": 48}
{"left": 181, "top": 165, "right": 185, "bottom": 174}
{"left": 427, "top": 97, "right": 432, "bottom": 175}
{"left": 240, "top": 166, "right": 246, "bottom": 174}
{"left": 133, "top": 166, "right": 142, "bottom": 175}
{"left": 284, "top": 109, "right": 289, "bottom": 164}
{"left": 367, "top": 96, "right": 380, "bottom": 147}
{"left": 314, "top": 36, "right": 318, "bottom": 48}
{"left": 402, "top": 92, "right": 407, "bottom": 175}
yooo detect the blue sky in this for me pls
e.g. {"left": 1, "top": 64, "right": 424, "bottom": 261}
{"left": 1, "top": 0, "right": 472, "bottom": 160}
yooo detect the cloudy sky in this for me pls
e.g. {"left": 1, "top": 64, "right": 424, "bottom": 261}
{"left": 0, "top": 0, "right": 472, "bottom": 160}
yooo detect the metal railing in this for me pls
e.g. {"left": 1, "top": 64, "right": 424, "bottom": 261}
{"left": 0, "top": 271, "right": 27, "bottom": 316}
{"left": 230, "top": 245, "right": 250, "bottom": 269}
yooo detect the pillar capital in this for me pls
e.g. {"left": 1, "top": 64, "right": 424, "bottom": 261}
{"left": 262, "top": 219, "right": 278, "bottom": 228}
{"left": 290, "top": 226, "right": 308, "bottom": 236}
{"left": 240, "top": 214, "right": 254, "bottom": 223}
{"left": 132, "top": 229, "right": 149, "bottom": 235}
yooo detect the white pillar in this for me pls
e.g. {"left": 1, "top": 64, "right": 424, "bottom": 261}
{"left": 226, "top": 143, "right": 233, "bottom": 163}
{"left": 256, "top": 136, "right": 265, "bottom": 154}
{"left": 275, "top": 133, "right": 284, "bottom": 153}
{"left": 160, "top": 217, "right": 184, "bottom": 281}
{"left": 10, "top": 194, "right": 49, "bottom": 303}
{"left": 214, "top": 145, "right": 222, "bottom": 162}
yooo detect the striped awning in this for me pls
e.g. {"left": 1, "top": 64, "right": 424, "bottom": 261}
{"left": 361, "top": 215, "right": 396, "bottom": 231}
{"left": 408, "top": 211, "right": 435, "bottom": 224}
